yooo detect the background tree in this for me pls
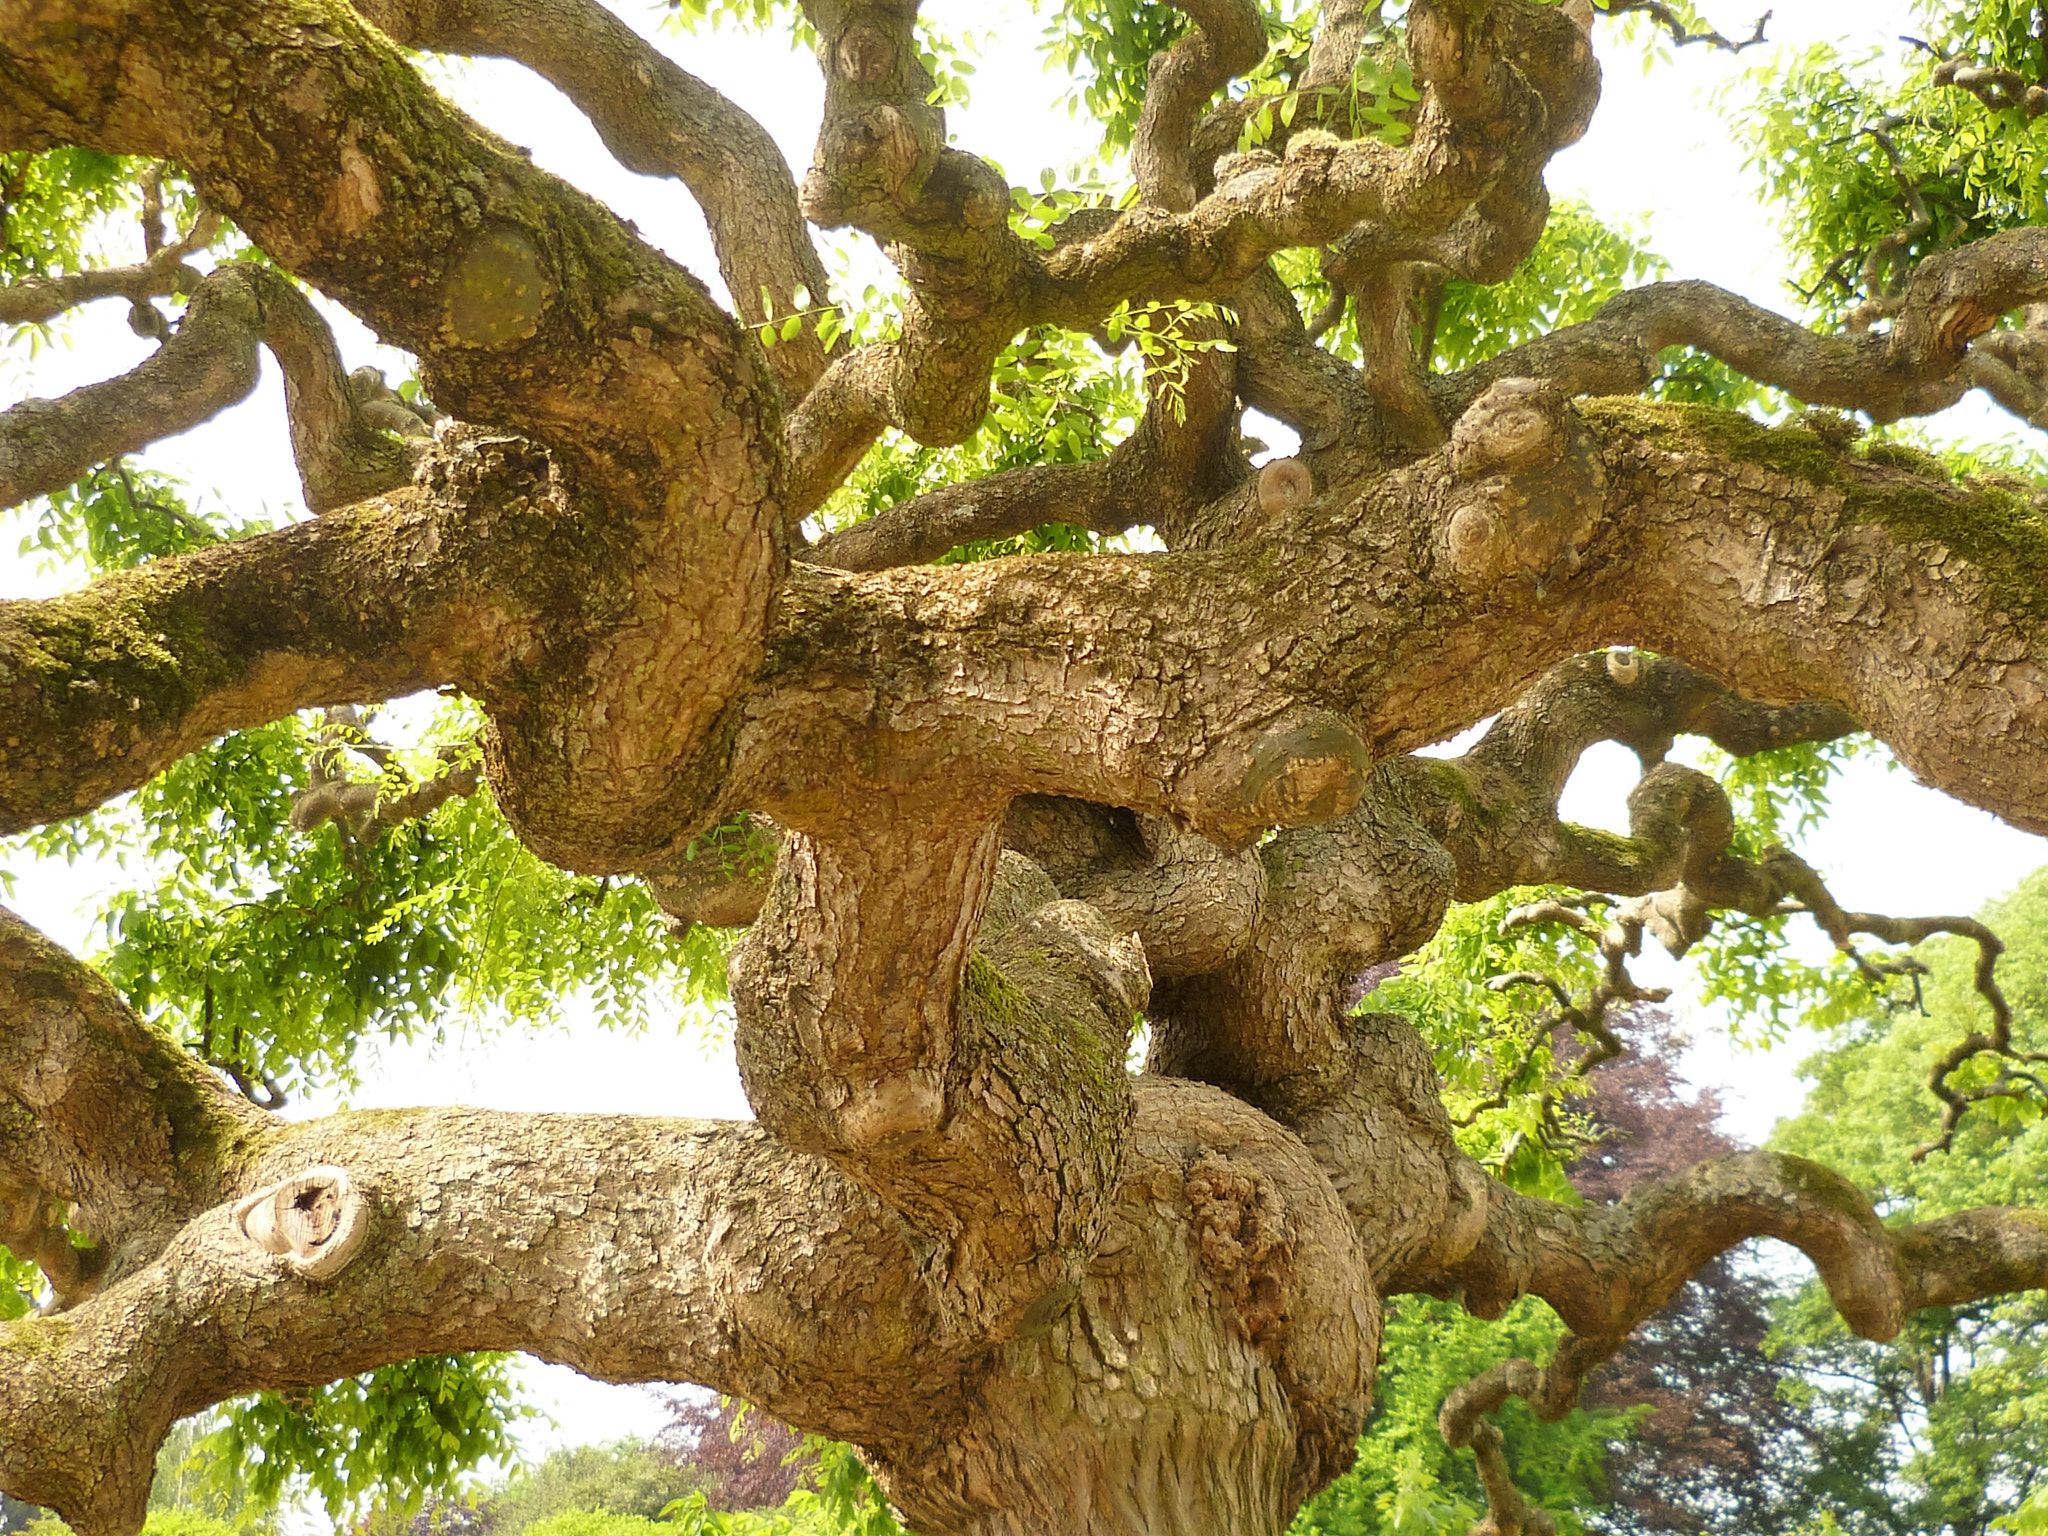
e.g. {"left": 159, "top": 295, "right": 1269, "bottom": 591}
{"left": 3, "top": 1, "right": 2048, "bottom": 1534}
{"left": 1763, "top": 867, "right": 2048, "bottom": 1536}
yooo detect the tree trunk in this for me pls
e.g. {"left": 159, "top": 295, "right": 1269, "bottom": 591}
{"left": 862, "top": 1078, "right": 1380, "bottom": 1536}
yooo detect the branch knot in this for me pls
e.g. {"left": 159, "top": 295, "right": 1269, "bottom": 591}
{"left": 234, "top": 1166, "right": 370, "bottom": 1281}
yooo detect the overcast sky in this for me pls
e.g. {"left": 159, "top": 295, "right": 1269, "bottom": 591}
{"left": 4, "top": 0, "right": 2045, "bottom": 1471}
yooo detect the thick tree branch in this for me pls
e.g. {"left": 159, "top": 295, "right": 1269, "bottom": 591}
{"left": 0, "top": 0, "right": 783, "bottom": 509}
{"left": 0, "top": 907, "right": 273, "bottom": 1301}
{"left": 0, "top": 1106, "right": 938, "bottom": 1536}
{"left": 1927, "top": 50, "right": 2048, "bottom": 119}
{"left": 1435, "top": 1152, "right": 2042, "bottom": 1536}
{"left": 347, "top": 0, "right": 835, "bottom": 400}
{"left": 738, "top": 388, "right": 2048, "bottom": 877}
{"left": 1232, "top": 260, "right": 1391, "bottom": 466}
{"left": 1389, "top": 649, "right": 1857, "bottom": 902}
{"left": 1966, "top": 304, "right": 2048, "bottom": 429}
{"left": 0, "top": 887, "right": 1376, "bottom": 1536}
{"left": 806, "top": 458, "right": 1117, "bottom": 571}
{"left": 1133, "top": 0, "right": 1269, "bottom": 214}
{"left": 782, "top": 0, "right": 1593, "bottom": 504}
{"left": 0, "top": 264, "right": 421, "bottom": 515}
{"left": 1, "top": 0, "right": 788, "bottom": 846}
{"left": 0, "top": 429, "right": 628, "bottom": 834}
{"left": 734, "top": 828, "right": 1146, "bottom": 1342}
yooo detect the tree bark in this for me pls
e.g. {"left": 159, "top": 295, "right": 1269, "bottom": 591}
{"left": 5, "top": 0, "right": 2048, "bottom": 1531}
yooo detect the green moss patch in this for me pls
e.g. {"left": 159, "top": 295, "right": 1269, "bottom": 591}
{"left": 1583, "top": 399, "right": 2048, "bottom": 624}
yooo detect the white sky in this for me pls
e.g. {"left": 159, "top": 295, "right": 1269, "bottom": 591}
{"left": 3, "top": 0, "right": 2046, "bottom": 1474}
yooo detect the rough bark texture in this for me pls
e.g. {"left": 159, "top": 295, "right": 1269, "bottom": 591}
{"left": 3, "top": 1, "right": 2048, "bottom": 1533}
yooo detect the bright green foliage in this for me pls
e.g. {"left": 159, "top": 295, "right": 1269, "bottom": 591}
{"left": 148, "top": 1417, "right": 270, "bottom": 1527}
{"left": 129, "top": 1512, "right": 239, "bottom": 1536}
{"left": 813, "top": 322, "right": 1147, "bottom": 560}
{"left": 1684, "top": 736, "right": 1888, "bottom": 1045}
{"left": 456, "top": 1431, "right": 900, "bottom": 1536}
{"left": 1368, "top": 887, "right": 1604, "bottom": 1198}
{"left": 1764, "top": 865, "right": 2048, "bottom": 1536}
{"left": 22, "top": 1511, "right": 242, "bottom": 1536}
{"left": 488, "top": 1439, "right": 703, "bottom": 1533}
{"left": 17, "top": 462, "right": 263, "bottom": 573}
{"left": 8, "top": 471, "right": 718, "bottom": 1092}
{"left": 0, "top": 1248, "right": 37, "bottom": 1320}
{"left": 1234, "top": 27, "right": 1422, "bottom": 154}
{"left": 1099, "top": 300, "right": 1237, "bottom": 423}
{"left": 1289, "top": 1297, "right": 1630, "bottom": 1536}
{"left": 1774, "top": 866, "right": 2048, "bottom": 1204}
{"left": 658, "top": 1497, "right": 851, "bottom": 1536}
{"left": 1737, "top": 9, "right": 2048, "bottom": 324}
{"left": 910, "top": 19, "right": 988, "bottom": 111}
{"left": 17, "top": 707, "right": 713, "bottom": 1095}
{"left": 2003, "top": 1487, "right": 2048, "bottom": 1536}
{"left": 1045, "top": 0, "right": 1432, "bottom": 157}
{"left": 777, "top": 1438, "right": 905, "bottom": 1536}
{"left": 1038, "top": 0, "right": 1195, "bottom": 153}
{"left": 0, "top": 150, "right": 161, "bottom": 285}
{"left": 660, "top": 0, "right": 806, "bottom": 43}
{"left": 191, "top": 1355, "right": 530, "bottom": 1523}
{"left": 526, "top": 1514, "right": 677, "bottom": 1536}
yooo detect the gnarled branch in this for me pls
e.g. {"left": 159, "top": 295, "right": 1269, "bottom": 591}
{"left": 0, "top": 263, "right": 422, "bottom": 515}
{"left": 348, "top": 0, "right": 835, "bottom": 399}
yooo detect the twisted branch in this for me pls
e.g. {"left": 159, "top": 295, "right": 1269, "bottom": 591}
{"left": 1133, "top": 0, "right": 1269, "bottom": 213}
{"left": 0, "top": 263, "right": 421, "bottom": 515}
{"left": 1438, "top": 1151, "right": 2047, "bottom": 1536}
{"left": 1437, "top": 226, "right": 2048, "bottom": 425}
{"left": 348, "top": 0, "right": 835, "bottom": 399}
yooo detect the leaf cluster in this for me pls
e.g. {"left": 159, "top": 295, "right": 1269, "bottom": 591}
{"left": 1290, "top": 1296, "right": 1632, "bottom": 1536}
{"left": 1735, "top": 15, "right": 2048, "bottom": 323}
{"left": 1367, "top": 887, "right": 1605, "bottom": 1198}
{"left": 190, "top": 1355, "right": 530, "bottom": 1524}
{"left": 15, "top": 706, "right": 711, "bottom": 1094}
{"left": 0, "top": 150, "right": 155, "bottom": 285}
{"left": 18, "top": 461, "right": 268, "bottom": 573}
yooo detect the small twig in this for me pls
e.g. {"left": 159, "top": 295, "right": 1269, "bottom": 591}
{"left": 138, "top": 165, "right": 167, "bottom": 258}
{"left": 1760, "top": 849, "right": 2044, "bottom": 1160}
{"left": 1459, "top": 903, "right": 1672, "bottom": 1142}
{"left": 1600, "top": 0, "right": 1770, "bottom": 54}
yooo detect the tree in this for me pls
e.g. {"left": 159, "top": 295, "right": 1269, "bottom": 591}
{"left": 1761, "top": 867, "right": 2048, "bottom": 1536}
{"left": 3, "top": 0, "right": 2048, "bottom": 1533}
